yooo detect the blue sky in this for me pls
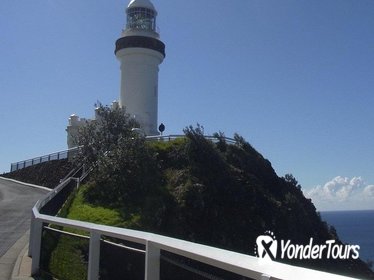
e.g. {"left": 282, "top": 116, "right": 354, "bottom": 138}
{"left": 1, "top": 0, "right": 373, "bottom": 211}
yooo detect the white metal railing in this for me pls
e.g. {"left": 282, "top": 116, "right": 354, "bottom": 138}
{"left": 29, "top": 175, "right": 361, "bottom": 280}
{"left": 10, "top": 147, "right": 79, "bottom": 172}
{"left": 145, "top": 134, "right": 237, "bottom": 145}
{"left": 10, "top": 135, "right": 233, "bottom": 172}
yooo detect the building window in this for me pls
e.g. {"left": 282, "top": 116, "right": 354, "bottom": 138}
{"left": 127, "top": 7, "right": 156, "bottom": 32}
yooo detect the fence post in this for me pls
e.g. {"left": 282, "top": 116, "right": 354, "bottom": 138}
{"left": 76, "top": 177, "right": 80, "bottom": 189}
{"left": 31, "top": 219, "right": 43, "bottom": 275}
{"left": 88, "top": 231, "right": 101, "bottom": 280}
{"left": 29, "top": 213, "right": 35, "bottom": 257}
{"left": 145, "top": 240, "right": 160, "bottom": 280}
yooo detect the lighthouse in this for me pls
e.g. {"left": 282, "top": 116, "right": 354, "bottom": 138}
{"left": 115, "top": 0, "right": 165, "bottom": 136}
{"left": 66, "top": 0, "right": 165, "bottom": 148}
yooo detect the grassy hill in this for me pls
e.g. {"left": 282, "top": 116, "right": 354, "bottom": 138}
{"left": 67, "top": 128, "right": 373, "bottom": 279}
{"left": 5, "top": 125, "right": 373, "bottom": 279}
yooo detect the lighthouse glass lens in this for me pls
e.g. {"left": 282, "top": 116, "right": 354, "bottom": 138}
{"left": 127, "top": 8, "right": 156, "bottom": 31}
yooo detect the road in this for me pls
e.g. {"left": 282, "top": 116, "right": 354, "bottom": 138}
{"left": 0, "top": 178, "right": 48, "bottom": 258}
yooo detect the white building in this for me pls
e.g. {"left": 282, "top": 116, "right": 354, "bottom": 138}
{"left": 66, "top": 114, "right": 87, "bottom": 149}
{"left": 66, "top": 0, "right": 165, "bottom": 148}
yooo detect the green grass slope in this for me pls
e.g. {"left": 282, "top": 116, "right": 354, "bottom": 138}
{"left": 78, "top": 130, "right": 373, "bottom": 279}
{"left": 24, "top": 129, "right": 373, "bottom": 279}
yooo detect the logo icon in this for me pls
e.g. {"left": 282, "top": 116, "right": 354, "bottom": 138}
{"left": 255, "top": 231, "right": 277, "bottom": 261}
{"left": 254, "top": 231, "right": 360, "bottom": 261}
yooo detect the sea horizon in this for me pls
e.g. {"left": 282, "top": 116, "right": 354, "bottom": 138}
{"left": 321, "top": 209, "right": 374, "bottom": 267}
{"left": 321, "top": 209, "right": 374, "bottom": 212}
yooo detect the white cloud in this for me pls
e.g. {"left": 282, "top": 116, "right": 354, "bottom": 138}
{"left": 363, "top": 185, "right": 374, "bottom": 197}
{"left": 304, "top": 176, "right": 374, "bottom": 211}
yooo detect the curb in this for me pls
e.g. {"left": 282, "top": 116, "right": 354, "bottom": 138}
{"left": 0, "top": 231, "right": 32, "bottom": 280}
{"left": 0, "top": 177, "right": 51, "bottom": 192}
{"left": 11, "top": 240, "right": 33, "bottom": 280}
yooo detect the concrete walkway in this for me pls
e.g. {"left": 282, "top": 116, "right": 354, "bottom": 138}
{"left": 0, "top": 231, "right": 34, "bottom": 280}
{"left": 0, "top": 177, "right": 50, "bottom": 280}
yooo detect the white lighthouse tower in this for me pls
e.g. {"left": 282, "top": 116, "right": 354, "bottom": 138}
{"left": 115, "top": 0, "right": 165, "bottom": 136}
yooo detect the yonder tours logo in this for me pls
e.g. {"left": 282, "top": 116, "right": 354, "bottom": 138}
{"left": 255, "top": 231, "right": 278, "bottom": 261}
{"left": 255, "top": 231, "right": 360, "bottom": 261}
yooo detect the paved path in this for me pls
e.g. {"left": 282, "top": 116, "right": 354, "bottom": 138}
{"left": 0, "top": 177, "right": 48, "bottom": 280}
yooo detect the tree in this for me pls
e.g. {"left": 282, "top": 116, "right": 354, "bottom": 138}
{"left": 74, "top": 104, "right": 162, "bottom": 212}
{"left": 74, "top": 103, "right": 138, "bottom": 172}
{"left": 283, "top": 173, "right": 302, "bottom": 190}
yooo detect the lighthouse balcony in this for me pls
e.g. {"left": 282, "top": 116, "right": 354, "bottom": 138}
{"left": 115, "top": 35, "right": 165, "bottom": 57}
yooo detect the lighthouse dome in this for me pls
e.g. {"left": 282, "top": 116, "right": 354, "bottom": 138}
{"left": 127, "top": 0, "right": 155, "bottom": 11}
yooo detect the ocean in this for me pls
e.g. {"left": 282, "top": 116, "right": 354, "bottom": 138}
{"left": 321, "top": 210, "right": 374, "bottom": 265}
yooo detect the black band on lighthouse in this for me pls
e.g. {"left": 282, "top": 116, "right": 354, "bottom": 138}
{"left": 115, "top": 36, "right": 165, "bottom": 57}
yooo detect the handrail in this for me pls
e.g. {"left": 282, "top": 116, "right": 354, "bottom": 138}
{"left": 146, "top": 134, "right": 237, "bottom": 144}
{"left": 29, "top": 170, "right": 360, "bottom": 280}
{"left": 10, "top": 147, "right": 79, "bottom": 172}
{"left": 9, "top": 135, "right": 235, "bottom": 172}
